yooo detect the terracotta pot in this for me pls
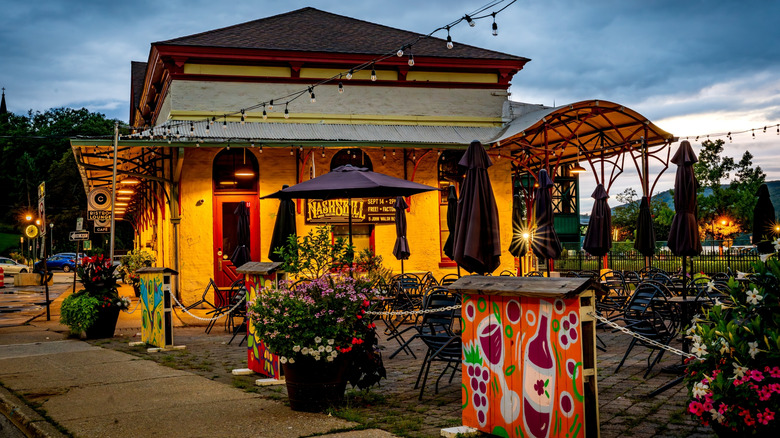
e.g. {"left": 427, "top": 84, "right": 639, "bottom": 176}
{"left": 282, "top": 355, "right": 349, "bottom": 412}
{"left": 85, "top": 305, "right": 120, "bottom": 339}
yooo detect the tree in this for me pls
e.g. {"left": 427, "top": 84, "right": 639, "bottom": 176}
{"left": 693, "top": 139, "right": 765, "bottom": 237}
{"left": 609, "top": 187, "right": 675, "bottom": 244}
{"left": 0, "top": 107, "right": 117, "bottom": 253}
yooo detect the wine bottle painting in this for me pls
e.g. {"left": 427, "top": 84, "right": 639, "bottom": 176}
{"left": 462, "top": 295, "right": 586, "bottom": 438}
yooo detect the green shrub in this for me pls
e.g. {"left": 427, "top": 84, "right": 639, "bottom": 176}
{"left": 60, "top": 294, "right": 100, "bottom": 334}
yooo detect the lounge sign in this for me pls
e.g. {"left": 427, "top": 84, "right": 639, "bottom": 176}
{"left": 305, "top": 198, "right": 396, "bottom": 224}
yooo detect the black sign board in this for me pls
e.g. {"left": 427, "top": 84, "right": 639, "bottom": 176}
{"left": 304, "top": 198, "right": 396, "bottom": 224}
{"left": 94, "top": 226, "right": 110, "bottom": 234}
{"left": 69, "top": 231, "right": 90, "bottom": 241}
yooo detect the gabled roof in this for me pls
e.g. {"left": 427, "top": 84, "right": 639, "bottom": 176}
{"left": 156, "top": 7, "right": 527, "bottom": 61}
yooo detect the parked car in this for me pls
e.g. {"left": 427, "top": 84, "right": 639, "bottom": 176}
{"left": 35, "top": 255, "right": 76, "bottom": 272}
{"left": 0, "top": 257, "right": 29, "bottom": 276}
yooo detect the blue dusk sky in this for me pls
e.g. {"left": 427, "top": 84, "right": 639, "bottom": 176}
{"left": 1, "top": 0, "right": 778, "bottom": 206}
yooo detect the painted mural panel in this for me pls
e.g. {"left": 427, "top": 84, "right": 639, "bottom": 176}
{"left": 245, "top": 273, "right": 281, "bottom": 378}
{"left": 140, "top": 275, "right": 164, "bottom": 348}
{"left": 462, "top": 294, "right": 586, "bottom": 438}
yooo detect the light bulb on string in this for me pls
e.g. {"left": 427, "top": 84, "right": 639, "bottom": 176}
{"left": 321, "top": 148, "right": 325, "bottom": 158}
{"left": 396, "top": 48, "right": 404, "bottom": 57}
{"left": 222, "top": 117, "right": 227, "bottom": 129}
{"left": 175, "top": 128, "right": 180, "bottom": 138}
{"left": 392, "top": 149, "right": 396, "bottom": 156}
{"left": 205, "top": 124, "right": 210, "bottom": 133}
{"left": 492, "top": 13, "right": 498, "bottom": 36}
{"left": 284, "top": 104, "right": 289, "bottom": 119}
{"left": 309, "top": 87, "right": 316, "bottom": 103}
{"left": 338, "top": 82, "right": 344, "bottom": 94}
{"left": 290, "top": 146, "right": 294, "bottom": 156}
{"left": 446, "top": 25, "right": 454, "bottom": 49}
{"left": 262, "top": 107, "right": 267, "bottom": 120}
{"left": 268, "top": 100, "right": 274, "bottom": 111}
{"left": 190, "top": 122, "right": 194, "bottom": 133}
{"left": 259, "top": 145, "right": 263, "bottom": 153}
{"left": 346, "top": 69, "right": 353, "bottom": 80}
{"left": 408, "top": 52, "right": 414, "bottom": 67}
{"left": 210, "top": 117, "right": 215, "bottom": 125}
{"left": 383, "top": 149, "right": 386, "bottom": 160}
{"left": 371, "top": 64, "right": 377, "bottom": 81}
{"left": 465, "top": 14, "right": 475, "bottom": 27}
{"left": 240, "top": 109, "right": 245, "bottom": 125}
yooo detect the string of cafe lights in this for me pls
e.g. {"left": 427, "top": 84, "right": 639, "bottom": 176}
{"left": 130, "top": 0, "right": 517, "bottom": 141}
{"left": 678, "top": 123, "right": 780, "bottom": 144}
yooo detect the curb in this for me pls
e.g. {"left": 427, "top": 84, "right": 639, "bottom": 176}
{"left": 0, "top": 385, "right": 69, "bottom": 438}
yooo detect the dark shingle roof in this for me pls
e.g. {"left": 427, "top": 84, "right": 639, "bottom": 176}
{"left": 130, "top": 61, "right": 147, "bottom": 122}
{"left": 156, "top": 7, "right": 526, "bottom": 61}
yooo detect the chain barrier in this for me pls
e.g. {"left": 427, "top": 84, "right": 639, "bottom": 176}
{"left": 169, "top": 293, "right": 246, "bottom": 322}
{"left": 121, "top": 298, "right": 142, "bottom": 315}
{"left": 365, "top": 304, "right": 461, "bottom": 316}
{"left": 589, "top": 312, "right": 696, "bottom": 360}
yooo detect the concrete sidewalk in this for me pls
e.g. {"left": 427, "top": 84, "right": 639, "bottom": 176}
{"left": 0, "top": 284, "right": 395, "bottom": 438}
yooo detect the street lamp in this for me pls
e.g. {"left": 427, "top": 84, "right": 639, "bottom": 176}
{"left": 50, "top": 223, "right": 54, "bottom": 254}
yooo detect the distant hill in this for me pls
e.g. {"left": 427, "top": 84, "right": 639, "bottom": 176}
{"left": 585, "top": 180, "right": 780, "bottom": 221}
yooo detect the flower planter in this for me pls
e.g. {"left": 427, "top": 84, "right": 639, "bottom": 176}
{"left": 85, "top": 305, "right": 120, "bottom": 339}
{"left": 283, "top": 355, "right": 349, "bottom": 412}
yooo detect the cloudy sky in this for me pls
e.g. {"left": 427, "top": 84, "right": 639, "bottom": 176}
{"left": 2, "top": 0, "right": 779, "bottom": 207}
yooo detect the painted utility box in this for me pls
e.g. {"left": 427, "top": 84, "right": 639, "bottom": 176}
{"left": 449, "top": 276, "right": 599, "bottom": 438}
{"left": 236, "top": 262, "right": 284, "bottom": 379}
{"left": 136, "top": 267, "right": 178, "bottom": 348}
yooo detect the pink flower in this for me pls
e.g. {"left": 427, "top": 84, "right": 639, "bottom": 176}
{"left": 750, "top": 370, "right": 765, "bottom": 382}
{"left": 766, "top": 366, "right": 780, "bottom": 378}
{"left": 756, "top": 408, "right": 775, "bottom": 426}
{"left": 689, "top": 401, "right": 705, "bottom": 417}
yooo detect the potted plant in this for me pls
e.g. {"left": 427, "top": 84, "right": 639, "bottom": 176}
{"left": 120, "top": 250, "right": 156, "bottom": 297}
{"left": 60, "top": 255, "right": 130, "bottom": 338}
{"left": 684, "top": 256, "right": 780, "bottom": 436}
{"left": 248, "top": 226, "right": 386, "bottom": 412}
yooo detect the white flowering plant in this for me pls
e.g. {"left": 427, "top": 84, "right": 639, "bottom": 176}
{"left": 684, "top": 258, "right": 780, "bottom": 435}
{"left": 248, "top": 271, "right": 386, "bottom": 389}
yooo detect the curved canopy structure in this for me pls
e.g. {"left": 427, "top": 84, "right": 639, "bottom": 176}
{"left": 492, "top": 100, "right": 676, "bottom": 196}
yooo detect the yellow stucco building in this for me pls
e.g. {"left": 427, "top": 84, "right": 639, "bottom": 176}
{"left": 71, "top": 8, "right": 673, "bottom": 304}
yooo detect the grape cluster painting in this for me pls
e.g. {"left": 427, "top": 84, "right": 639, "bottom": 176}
{"left": 462, "top": 295, "right": 587, "bottom": 438}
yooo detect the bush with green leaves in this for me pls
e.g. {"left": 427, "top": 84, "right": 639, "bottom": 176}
{"left": 684, "top": 258, "right": 780, "bottom": 435}
{"left": 60, "top": 294, "right": 100, "bottom": 334}
{"left": 119, "top": 249, "right": 156, "bottom": 285}
{"left": 273, "top": 226, "right": 352, "bottom": 279}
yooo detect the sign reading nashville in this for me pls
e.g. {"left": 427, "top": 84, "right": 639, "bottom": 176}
{"left": 305, "top": 198, "right": 397, "bottom": 224}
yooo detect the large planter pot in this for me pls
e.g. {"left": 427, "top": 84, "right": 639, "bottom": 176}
{"left": 85, "top": 305, "right": 120, "bottom": 339}
{"left": 282, "top": 355, "right": 349, "bottom": 412}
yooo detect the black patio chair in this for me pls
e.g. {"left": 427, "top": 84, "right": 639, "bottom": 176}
{"left": 638, "top": 266, "right": 664, "bottom": 279}
{"left": 689, "top": 277, "right": 731, "bottom": 305}
{"left": 227, "top": 283, "right": 249, "bottom": 345}
{"left": 185, "top": 278, "right": 219, "bottom": 310}
{"left": 439, "top": 273, "right": 460, "bottom": 286}
{"left": 388, "top": 286, "right": 459, "bottom": 359}
{"left": 204, "top": 278, "right": 246, "bottom": 334}
{"left": 524, "top": 271, "right": 543, "bottom": 277}
{"left": 415, "top": 333, "right": 462, "bottom": 400}
{"left": 597, "top": 271, "right": 630, "bottom": 320}
{"left": 614, "top": 280, "right": 680, "bottom": 378}
{"left": 499, "top": 269, "right": 516, "bottom": 276}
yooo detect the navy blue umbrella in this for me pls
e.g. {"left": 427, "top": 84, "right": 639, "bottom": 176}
{"left": 531, "top": 169, "right": 562, "bottom": 267}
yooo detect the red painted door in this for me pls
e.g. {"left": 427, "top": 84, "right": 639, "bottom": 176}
{"left": 213, "top": 195, "right": 259, "bottom": 287}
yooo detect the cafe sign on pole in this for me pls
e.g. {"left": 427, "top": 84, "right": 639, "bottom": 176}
{"left": 87, "top": 187, "right": 112, "bottom": 221}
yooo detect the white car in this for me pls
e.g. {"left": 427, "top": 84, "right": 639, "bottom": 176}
{"left": 0, "top": 257, "right": 29, "bottom": 276}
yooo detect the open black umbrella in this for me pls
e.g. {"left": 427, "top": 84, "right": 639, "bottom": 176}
{"left": 393, "top": 196, "right": 410, "bottom": 273}
{"left": 752, "top": 183, "right": 776, "bottom": 254}
{"left": 268, "top": 185, "right": 297, "bottom": 262}
{"left": 508, "top": 193, "right": 527, "bottom": 258}
{"left": 531, "top": 168, "right": 562, "bottom": 273}
{"left": 582, "top": 184, "right": 612, "bottom": 259}
{"left": 452, "top": 140, "right": 501, "bottom": 275}
{"left": 442, "top": 185, "right": 458, "bottom": 260}
{"left": 229, "top": 201, "right": 251, "bottom": 268}
{"left": 634, "top": 196, "right": 656, "bottom": 259}
{"left": 262, "top": 165, "right": 437, "bottom": 249}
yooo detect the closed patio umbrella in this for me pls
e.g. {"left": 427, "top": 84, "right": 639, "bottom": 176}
{"left": 582, "top": 184, "right": 611, "bottom": 259}
{"left": 667, "top": 140, "right": 702, "bottom": 333}
{"left": 508, "top": 193, "right": 527, "bottom": 258}
{"left": 634, "top": 196, "right": 656, "bottom": 259}
{"left": 452, "top": 140, "right": 501, "bottom": 275}
{"left": 531, "top": 168, "right": 562, "bottom": 273}
{"left": 752, "top": 183, "right": 776, "bottom": 254}
{"left": 442, "top": 185, "right": 458, "bottom": 260}
{"left": 268, "top": 185, "right": 297, "bottom": 262}
{"left": 393, "top": 196, "right": 410, "bottom": 273}
{"left": 229, "top": 201, "right": 251, "bottom": 268}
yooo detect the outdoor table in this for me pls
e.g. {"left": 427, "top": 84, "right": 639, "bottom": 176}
{"left": 236, "top": 262, "right": 283, "bottom": 379}
{"left": 449, "top": 276, "right": 599, "bottom": 438}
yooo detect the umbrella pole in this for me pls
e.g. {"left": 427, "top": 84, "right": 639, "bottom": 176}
{"left": 401, "top": 259, "right": 404, "bottom": 274}
{"left": 348, "top": 198, "right": 354, "bottom": 264}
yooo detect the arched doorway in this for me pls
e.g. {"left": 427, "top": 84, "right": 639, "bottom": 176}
{"left": 212, "top": 148, "right": 260, "bottom": 288}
